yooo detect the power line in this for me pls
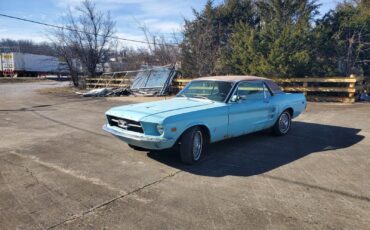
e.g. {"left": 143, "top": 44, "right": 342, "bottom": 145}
{"left": 0, "top": 13, "right": 179, "bottom": 47}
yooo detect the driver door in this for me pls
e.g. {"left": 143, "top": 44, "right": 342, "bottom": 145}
{"left": 227, "top": 81, "right": 271, "bottom": 137}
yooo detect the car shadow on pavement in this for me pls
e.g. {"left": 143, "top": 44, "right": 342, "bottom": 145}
{"left": 147, "top": 121, "right": 364, "bottom": 177}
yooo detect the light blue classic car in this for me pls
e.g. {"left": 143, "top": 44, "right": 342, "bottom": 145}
{"left": 103, "top": 76, "right": 306, "bottom": 164}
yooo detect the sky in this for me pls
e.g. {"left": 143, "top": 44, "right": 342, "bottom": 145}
{"left": 0, "top": 0, "right": 342, "bottom": 48}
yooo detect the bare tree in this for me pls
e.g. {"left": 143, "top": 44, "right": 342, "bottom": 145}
{"left": 50, "top": 0, "right": 115, "bottom": 86}
{"left": 140, "top": 25, "right": 180, "bottom": 66}
{"left": 51, "top": 30, "right": 80, "bottom": 86}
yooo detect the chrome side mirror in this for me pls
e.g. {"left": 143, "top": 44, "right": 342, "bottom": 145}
{"left": 231, "top": 95, "right": 240, "bottom": 102}
{"left": 231, "top": 95, "right": 246, "bottom": 102}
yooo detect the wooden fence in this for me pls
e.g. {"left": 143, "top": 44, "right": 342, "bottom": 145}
{"left": 171, "top": 75, "right": 367, "bottom": 103}
{"left": 86, "top": 75, "right": 368, "bottom": 103}
{"left": 85, "top": 77, "right": 133, "bottom": 88}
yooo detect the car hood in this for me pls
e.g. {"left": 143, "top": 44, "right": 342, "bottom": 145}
{"left": 106, "top": 98, "right": 217, "bottom": 121}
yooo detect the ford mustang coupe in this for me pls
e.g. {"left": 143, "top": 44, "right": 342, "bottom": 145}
{"left": 103, "top": 76, "right": 306, "bottom": 164}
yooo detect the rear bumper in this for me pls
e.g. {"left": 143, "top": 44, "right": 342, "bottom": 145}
{"left": 103, "top": 124, "right": 175, "bottom": 150}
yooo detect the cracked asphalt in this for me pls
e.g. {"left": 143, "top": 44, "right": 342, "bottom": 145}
{"left": 0, "top": 81, "right": 370, "bottom": 229}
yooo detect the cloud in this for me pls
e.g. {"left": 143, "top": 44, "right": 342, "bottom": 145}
{"left": 53, "top": 0, "right": 199, "bottom": 29}
{"left": 52, "top": 0, "right": 187, "bottom": 36}
{"left": 54, "top": 0, "right": 82, "bottom": 8}
{"left": 140, "top": 19, "right": 183, "bottom": 32}
{"left": 3, "top": 0, "right": 338, "bottom": 48}
{"left": 0, "top": 16, "right": 51, "bottom": 43}
{"left": 0, "top": 31, "right": 49, "bottom": 43}
{"left": 113, "top": 32, "right": 148, "bottom": 49}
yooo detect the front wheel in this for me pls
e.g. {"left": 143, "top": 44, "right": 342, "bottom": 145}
{"left": 179, "top": 126, "right": 204, "bottom": 164}
{"left": 273, "top": 110, "right": 292, "bottom": 136}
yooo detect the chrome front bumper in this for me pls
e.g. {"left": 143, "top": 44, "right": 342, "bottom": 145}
{"left": 103, "top": 124, "right": 175, "bottom": 150}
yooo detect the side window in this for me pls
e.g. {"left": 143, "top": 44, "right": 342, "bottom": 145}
{"left": 235, "top": 81, "right": 265, "bottom": 101}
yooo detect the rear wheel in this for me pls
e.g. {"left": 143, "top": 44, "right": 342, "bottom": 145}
{"left": 180, "top": 126, "right": 204, "bottom": 164}
{"left": 273, "top": 110, "right": 292, "bottom": 136}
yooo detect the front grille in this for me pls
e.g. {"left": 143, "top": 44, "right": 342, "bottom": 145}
{"left": 107, "top": 115, "right": 144, "bottom": 133}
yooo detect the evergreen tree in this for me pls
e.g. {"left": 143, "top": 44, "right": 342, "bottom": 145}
{"left": 180, "top": 0, "right": 256, "bottom": 77}
{"left": 313, "top": 0, "right": 370, "bottom": 76}
{"left": 225, "top": 0, "right": 318, "bottom": 77}
{"left": 181, "top": 0, "right": 370, "bottom": 77}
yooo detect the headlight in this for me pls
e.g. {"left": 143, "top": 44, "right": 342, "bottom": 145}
{"left": 156, "top": 124, "right": 164, "bottom": 135}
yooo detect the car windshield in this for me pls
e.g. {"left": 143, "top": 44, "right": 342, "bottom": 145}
{"left": 177, "top": 80, "right": 233, "bottom": 102}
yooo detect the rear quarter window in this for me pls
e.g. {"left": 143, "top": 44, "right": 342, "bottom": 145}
{"left": 236, "top": 81, "right": 265, "bottom": 100}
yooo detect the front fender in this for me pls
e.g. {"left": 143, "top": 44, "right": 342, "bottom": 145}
{"left": 161, "top": 105, "right": 229, "bottom": 143}
{"left": 169, "top": 121, "right": 211, "bottom": 144}
{"left": 183, "top": 121, "right": 211, "bottom": 131}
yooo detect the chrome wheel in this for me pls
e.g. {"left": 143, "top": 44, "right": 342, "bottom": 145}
{"left": 279, "top": 112, "right": 291, "bottom": 134}
{"left": 192, "top": 131, "right": 203, "bottom": 161}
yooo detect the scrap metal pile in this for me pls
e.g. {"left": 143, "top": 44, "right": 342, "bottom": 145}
{"left": 77, "top": 87, "right": 131, "bottom": 97}
{"left": 82, "top": 66, "right": 178, "bottom": 97}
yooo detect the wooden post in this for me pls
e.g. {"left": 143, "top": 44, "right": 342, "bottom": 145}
{"left": 302, "top": 82, "right": 308, "bottom": 96}
{"left": 348, "top": 74, "right": 356, "bottom": 103}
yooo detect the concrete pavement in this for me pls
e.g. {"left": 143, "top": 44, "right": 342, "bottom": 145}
{"left": 0, "top": 81, "right": 369, "bottom": 229}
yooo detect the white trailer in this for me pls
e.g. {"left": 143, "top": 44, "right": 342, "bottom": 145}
{"left": 0, "top": 53, "right": 2, "bottom": 73}
{"left": 1, "top": 52, "right": 61, "bottom": 77}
